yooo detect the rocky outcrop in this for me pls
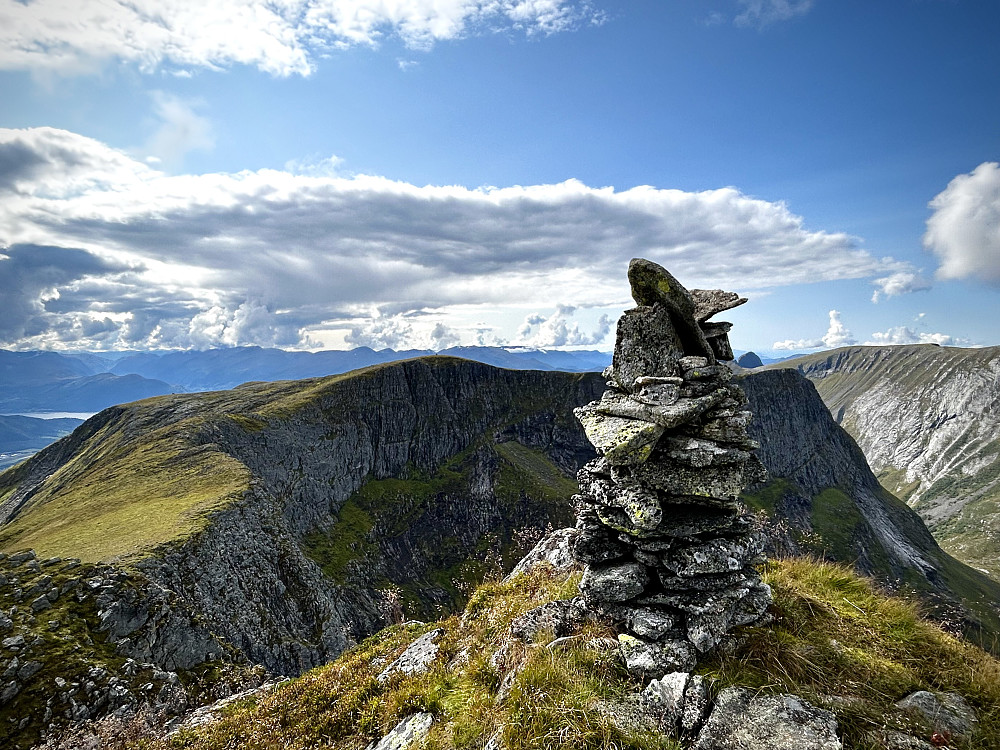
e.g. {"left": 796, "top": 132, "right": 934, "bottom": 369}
{"left": 771, "top": 344, "right": 1000, "bottom": 580}
{"left": 571, "top": 259, "right": 770, "bottom": 677}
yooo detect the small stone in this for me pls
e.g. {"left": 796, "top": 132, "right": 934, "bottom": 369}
{"left": 17, "top": 660, "right": 42, "bottom": 680}
{"left": 692, "top": 689, "right": 842, "bottom": 750}
{"left": 30, "top": 594, "right": 52, "bottom": 613}
{"left": 0, "top": 681, "right": 20, "bottom": 704}
{"left": 618, "top": 634, "right": 696, "bottom": 679}
{"left": 366, "top": 712, "right": 433, "bottom": 750}
{"left": 2, "top": 635, "right": 25, "bottom": 650}
{"left": 580, "top": 563, "right": 649, "bottom": 603}
{"left": 377, "top": 628, "right": 445, "bottom": 682}
{"left": 895, "top": 690, "right": 978, "bottom": 741}
{"left": 7, "top": 551, "right": 36, "bottom": 565}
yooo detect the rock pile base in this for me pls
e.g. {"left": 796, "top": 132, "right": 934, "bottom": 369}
{"left": 572, "top": 259, "right": 771, "bottom": 677}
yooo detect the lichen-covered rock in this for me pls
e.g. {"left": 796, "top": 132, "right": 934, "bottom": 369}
{"left": 571, "top": 258, "right": 770, "bottom": 677}
{"left": 580, "top": 563, "right": 649, "bottom": 603}
{"left": 509, "top": 600, "right": 588, "bottom": 643}
{"left": 366, "top": 712, "right": 434, "bottom": 750}
{"left": 503, "top": 528, "right": 581, "bottom": 581}
{"left": 377, "top": 628, "right": 445, "bottom": 682}
{"left": 895, "top": 690, "right": 978, "bottom": 741}
{"left": 617, "top": 634, "right": 696, "bottom": 679}
{"left": 692, "top": 688, "right": 842, "bottom": 750}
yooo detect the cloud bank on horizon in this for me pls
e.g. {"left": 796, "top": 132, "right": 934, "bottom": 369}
{"left": 0, "top": 125, "right": 960, "bottom": 352}
{"left": 1, "top": 1, "right": 998, "bottom": 354}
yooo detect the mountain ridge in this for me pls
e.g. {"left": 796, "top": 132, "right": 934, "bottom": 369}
{"left": 767, "top": 344, "right": 1000, "bottom": 580}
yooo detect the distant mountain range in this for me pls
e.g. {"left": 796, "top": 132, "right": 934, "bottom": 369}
{"left": 0, "top": 346, "right": 613, "bottom": 412}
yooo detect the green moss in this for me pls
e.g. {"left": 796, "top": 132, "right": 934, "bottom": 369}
{"left": 494, "top": 442, "right": 578, "bottom": 505}
{"left": 301, "top": 502, "right": 377, "bottom": 583}
{"left": 741, "top": 477, "right": 796, "bottom": 515}
{"left": 809, "top": 488, "right": 864, "bottom": 561}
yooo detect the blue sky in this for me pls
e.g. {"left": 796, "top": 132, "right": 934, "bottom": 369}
{"left": 1, "top": 0, "right": 998, "bottom": 355}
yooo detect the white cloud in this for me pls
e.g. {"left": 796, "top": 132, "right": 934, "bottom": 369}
{"left": 516, "top": 304, "right": 611, "bottom": 347}
{"left": 870, "top": 270, "right": 931, "bottom": 302}
{"left": 924, "top": 162, "right": 1000, "bottom": 285}
{"left": 772, "top": 309, "right": 855, "bottom": 351}
{"left": 143, "top": 91, "right": 215, "bottom": 169}
{"left": 734, "top": 0, "right": 814, "bottom": 28}
{"left": 0, "top": 0, "right": 604, "bottom": 77}
{"left": 821, "top": 309, "right": 854, "bottom": 348}
{"left": 864, "top": 326, "right": 968, "bottom": 347}
{"left": 1, "top": 127, "right": 920, "bottom": 351}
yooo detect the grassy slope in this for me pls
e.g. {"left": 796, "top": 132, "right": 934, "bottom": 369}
{"left": 743, "top": 477, "right": 1000, "bottom": 649}
{"left": 0, "top": 365, "right": 387, "bottom": 563}
{"left": 101, "top": 558, "right": 1000, "bottom": 750}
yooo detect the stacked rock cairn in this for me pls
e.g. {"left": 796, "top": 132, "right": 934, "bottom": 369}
{"left": 573, "top": 258, "right": 772, "bottom": 679}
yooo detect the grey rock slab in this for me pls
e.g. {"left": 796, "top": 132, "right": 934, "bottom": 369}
{"left": 378, "top": 628, "right": 445, "bottom": 682}
{"left": 609, "top": 306, "right": 685, "bottom": 390}
{"left": 618, "top": 634, "right": 696, "bottom": 679}
{"left": 895, "top": 690, "right": 978, "bottom": 740}
{"left": 691, "top": 289, "right": 748, "bottom": 322}
{"left": 580, "top": 562, "right": 649, "bottom": 603}
{"left": 627, "top": 258, "right": 715, "bottom": 361}
{"left": 504, "top": 528, "right": 581, "bottom": 582}
{"left": 692, "top": 688, "right": 842, "bottom": 750}
{"left": 595, "top": 390, "right": 728, "bottom": 431}
{"left": 680, "top": 674, "right": 711, "bottom": 737}
{"left": 509, "top": 599, "right": 588, "bottom": 643}
{"left": 575, "top": 405, "right": 664, "bottom": 466}
{"left": 663, "top": 536, "right": 765, "bottom": 578}
{"left": 640, "top": 671, "right": 689, "bottom": 734}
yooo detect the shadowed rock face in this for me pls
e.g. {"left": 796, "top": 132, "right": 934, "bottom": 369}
{"left": 572, "top": 259, "right": 769, "bottom": 677}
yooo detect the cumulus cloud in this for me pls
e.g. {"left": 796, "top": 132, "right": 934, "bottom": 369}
{"left": 870, "top": 270, "right": 932, "bottom": 302}
{"left": 0, "top": 0, "right": 604, "bottom": 77}
{"left": 924, "top": 162, "right": 1000, "bottom": 285}
{"left": 734, "top": 0, "right": 814, "bottom": 28}
{"left": 516, "top": 304, "right": 611, "bottom": 347}
{"left": 1, "top": 127, "right": 919, "bottom": 351}
{"left": 772, "top": 309, "right": 855, "bottom": 351}
{"left": 864, "top": 326, "right": 968, "bottom": 347}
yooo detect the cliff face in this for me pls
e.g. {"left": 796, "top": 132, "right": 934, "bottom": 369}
{"left": 741, "top": 368, "right": 1000, "bottom": 640}
{"left": 770, "top": 345, "right": 1000, "bottom": 580}
{"left": 0, "top": 357, "right": 604, "bottom": 678}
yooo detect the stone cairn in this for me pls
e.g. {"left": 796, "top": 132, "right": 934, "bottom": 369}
{"left": 573, "top": 258, "right": 771, "bottom": 679}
